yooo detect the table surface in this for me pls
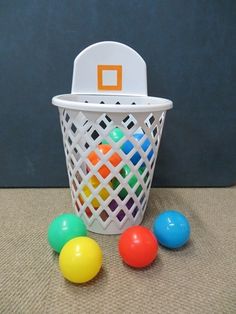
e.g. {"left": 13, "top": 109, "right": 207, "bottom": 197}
{"left": 0, "top": 187, "right": 235, "bottom": 314}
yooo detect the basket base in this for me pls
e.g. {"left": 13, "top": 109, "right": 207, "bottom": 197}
{"left": 77, "top": 212, "right": 145, "bottom": 235}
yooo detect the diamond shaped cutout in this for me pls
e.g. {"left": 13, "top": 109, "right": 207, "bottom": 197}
{"left": 91, "top": 198, "right": 100, "bottom": 209}
{"left": 91, "top": 130, "right": 100, "bottom": 141}
{"left": 132, "top": 206, "right": 139, "bottom": 217}
{"left": 127, "top": 121, "right": 135, "bottom": 129}
{"left": 88, "top": 151, "right": 100, "bottom": 166}
{"left": 71, "top": 123, "right": 77, "bottom": 133}
{"left": 100, "top": 210, "right": 109, "bottom": 222}
{"left": 69, "top": 158, "right": 75, "bottom": 168}
{"left": 82, "top": 185, "right": 91, "bottom": 197}
{"left": 120, "top": 165, "right": 131, "bottom": 178}
{"left": 135, "top": 185, "right": 142, "bottom": 197}
{"left": 128, "top": 175, "right": 138, "bottom": 188}
{"left": 75, "top": 201, "right": 80, "bottom": 212}
{"left": 145, "top": 113, "right": 155, "bottom": 128}
{"left": 99, "top": 120, "right": 107, "bottom": 129}
{"left": 108, "top": 199, "right": 118, "bottom": 212}
{"left": 83, "top": 119, "right": 89, "bottom": 127}
{"left": 117, "top": 210, "right": 125, "bottom": 221}
{"left": 147, "top": 149, "right": 154, "bottom": 161}
{"left": 140, "top": 194, "right": 145, "bottom": 205}
{"left": 68, "top": 137, "right": 72, "bottom": 146}
{"left": 78, "top": 193, "right": 84, "bottom": 205}
{"left": 112, "top": 177, "right": 120, "bottom": 190}
{"left": 98, "top": 165, "right": 110, "bottom": 178}
{"left": 65, "top": 113, "right": 70, "bottom": 122}
{"left": 122, "top": 115, "right": 129, "bottom": 123}
{"left": 99, "top": 144, "right": 111, "bottom": 155}
{"left": 99, "top": 188, "right": 109, "bottom": 201}
{"left": 90, "top": 175, "right": 100, "bottom": 188}
{"left": 85, "top": 142, "right": 90, "bottom": 150}
{"left": 118, "top": 188, "right": 128, "bottom": 200}
{"left": 121, "top": 140, "right": 134, "bottom": 155}
{"left": 142, "top": 138, "right": 151, "bottom": 152}
{"left": 105, "top": 114, "right": 112, "bottom": 122}
{"left": 109, "top": 127, "right": 124, "bottom": 143}
{"left": 130, "top": 152, "right": 141, "bottom": 165}
{"left": 80, "top": 162, "right": 88, "bottom": 176}
{"left": 152, "top": 126, "right": 158, "bottom": 137}
{"left": 85, "top": 207, "right": 93, "bottom": 218}
{"left": 138, "top": 165, "right": 145, "bottom": 176}
{"left": 72, "top": 180, "right": 78, "bottom": 192}
{"left": 144, "top": 172, "right": 149, "bottom": 183}
{"left": 149, "top": 115, "right": 155, "bottom": 125}
{"left": 126, "top": 198, "right": 134, "bottom": 210}
{"left": 109, "top": 152, "right": 122, "bottom": 167}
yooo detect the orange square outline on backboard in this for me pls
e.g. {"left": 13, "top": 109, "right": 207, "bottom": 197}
{"left": 97, "top": 65, "right": 122, "bottom": 91}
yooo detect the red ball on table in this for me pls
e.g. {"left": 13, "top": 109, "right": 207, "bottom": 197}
{"left": 118, "top": 226, "right": 158, "bottom": 268}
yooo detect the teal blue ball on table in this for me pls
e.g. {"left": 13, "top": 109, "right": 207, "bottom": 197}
{"left": 153, "top": 211, "right": 191, "bottom": 249}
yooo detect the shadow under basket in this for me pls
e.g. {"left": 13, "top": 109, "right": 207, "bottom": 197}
{"left": 52, "top": 94, "right": 172, "bottom": 234}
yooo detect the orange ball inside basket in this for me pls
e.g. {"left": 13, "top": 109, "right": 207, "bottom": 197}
{"left": 88, "top": 144, "right": 122, "bottom": 178}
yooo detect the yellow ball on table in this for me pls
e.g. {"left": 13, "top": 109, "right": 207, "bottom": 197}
{"left": 59, "top": 237, "right": 102, "bottom": 283}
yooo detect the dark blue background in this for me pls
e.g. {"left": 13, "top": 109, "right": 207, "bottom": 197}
{"left": 0, "top": 0, "right": 235, "bottom": 187}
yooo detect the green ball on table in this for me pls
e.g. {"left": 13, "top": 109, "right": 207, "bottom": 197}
{"left": 47, "top": 213, "right": 87, "bottom": 253}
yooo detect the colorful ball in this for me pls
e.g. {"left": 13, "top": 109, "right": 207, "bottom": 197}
{"left": 112, "top": 165, "right": 145, "bottom": 198}
{"left": 121, "top": 133, "right": 154, "bottom": 164}
{"left": 112, "top": 165, "right": 138, "bottom": 189}
{"left": 118, "top": 226, "right": 158, "bottom": 268}
{"left": 103, "top": 127, "right": 124, "bottom": 144}
{"left": 121, "top": 134, "right": 147, "bottom": 154}
{"left": 78, "top": 175, "right": 112, "bottom": 210}
{"left": 103, "top": 129, "right": 154, "bottom": 165}
{"left": 109, "top": 127, "right": 124, "bottom": 142}
{"left": 47, "top": 214, "right": 87, "bottom": 253}
{"left": 59, "top": 237, "right": 102, "bottom": 283}
{"left": 78, "top": 175, "right": 99, "bottom": 208}
{"left": 153, "top": 210, "right": 191, "bottom": 249}
{"left": 80, "top": 185, "right": 100, "bottom": 208}
{"left": 88, "top": 144, "right": 122, "bottom": 178}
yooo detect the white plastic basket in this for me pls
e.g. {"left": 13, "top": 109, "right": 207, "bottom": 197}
{"left": 52, "top": 42, "right": 172, "bottom": 234}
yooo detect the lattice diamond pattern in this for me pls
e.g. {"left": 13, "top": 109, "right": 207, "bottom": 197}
{"left": 59, "top": 105, "right": 166, "bottom": 234}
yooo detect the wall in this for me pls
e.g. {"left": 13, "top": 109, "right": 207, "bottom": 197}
{"left": 0, "top": 0, "right": 235, "bottom": 187}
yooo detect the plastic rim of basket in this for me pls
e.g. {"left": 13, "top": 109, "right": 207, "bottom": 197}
{"left": 52, "top": 94, "right": 173, "bottom": 112}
